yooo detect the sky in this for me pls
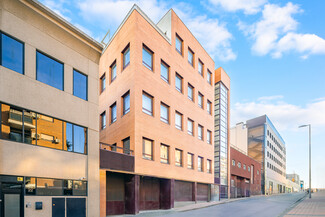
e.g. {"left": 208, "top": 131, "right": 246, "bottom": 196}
{"left": 39, "top": 0, "right": 325, "bottom": 188}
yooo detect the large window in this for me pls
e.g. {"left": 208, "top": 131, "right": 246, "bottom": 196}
{"left": 122, "top": 44, "right": 130, "bottom": 69}
{"left": 123, "top": 91, "right": 130, "bottom": 115}
{"left": 198, "top": 156, "right": 203, "bottom": 172}
{"left": 142, "top": 92, "right": 153, "bottom": 116}
{"left": 100, "top": 111, "right": 106, "bottom": 130}
{"left": 207, "top": 130, "right": 212, "bottom": 144}
{"left": 188, "top": 48, "right": 194, "bottom": 66}
{"left": 207, "top": 159, "right": 212, "bottom": 173}
{"left": 143, "top": 138, "right": 153, "bottom": 160}
{"left": 160, "top": 144, "right": 169, "bottom": 164}
{"left": 100, "top": 73, "right": 106, "bottom": 93}
{"left": 0, "top": 103, "right": 87, "bottom": 154}
{"left": 175, "top": 34, "right": 183, "bottom": 55}
{"left": 207, "top": 100, "right": 212, "bottom": 114}
{"left": 110, "top": 103, "right": 117, "bottom": 123}
{"left": 198, "top": 125, "right": 203, "bottom": 141}
{"left": 36, "top": 51, "right": 63, "bottom": 90}
{"left": 175, "top": 111, "right": 183, "bottom": 130}
{"left": 1, "top": 32, "right": 24, "bottom": 74}
{"left": 161, "top": 61, "right": 169, "bottom": 83}
{"left": 175, "top": 149, "right": 182, "bottom": 166}
{"left": 198, "top": 59, "right": 204, "bottom": 76}
{"left": 143, "top": 45, "right": 153, "bottom": 71}
{"left": 188, "top": 84, "right": 194, "bottom": 101}
{"left": 198, "top": 92, "right": 203, "bottom": 109}
{"left": 73, "top": 70, "right": 87, "bottom": 100}
{"left": 187, "top": 153, "right": 193, "bottom": 169}
{"left": 175, "top": 73, "right": 183, "bottom": 93}
{"left": 160, "top": 103, "right": 169, "bottom": 124}
{"left": 110, "top": 61, "right": 117, "bottom": 82}
{"left": 207, "top": 69, "right": 212, "bottom": 84}
{"left": 187, "top": 119, "right": 194, "bottom": 136}
{"left": 123, "top": 137, "right": 130, "bottom": 154}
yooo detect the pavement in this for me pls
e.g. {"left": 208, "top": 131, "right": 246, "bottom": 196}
{"left": 283, "top": 190, "right": 325, "bottom": 217}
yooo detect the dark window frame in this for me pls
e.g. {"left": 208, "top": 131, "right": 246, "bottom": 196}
{"left": 188, "top": 47, "right": 194, "bottom": 66}
{"left": 122, "top": 90, "right": 130, "bottom": 115}
{"left": 110, "top": 60, "right": 117, "bottom": 83}
{"left": 100, "top": 73, "right": 106, "bottom": 93}
{"left": 142, "top": 137, "right": 153, "bottom": 160}
{"left": 122, "top": 43, "right": 130, "bottom": 70}
{"left": 187, "top": 118, "right": 194, "bottom": 136}
{"left": 142, "top": 91, "right": 154, "bottom": 116}
{"left": 160, "top": 143, "right": 169, "bottom": 164}
{"left": 198, "top": 59, "right": 204, "bottom": 77}
{"left": 110, "top": 102, "right": 117, "bottom": 124}
{"left": 198, "top": 92, "right": 204, "bottom": 109}
{"left": 175, "top": 73, "right": 183, "bottom": 93}
{"left": 100, "top": 111, "right": 106, "bottom": 130}
{"left": 188, "top": 83, "right": 194, "bottom": 102}
{"left": 142, "top": 44, "right": 154, "bottom": 71}
{"left": 73, "top": 69, "right": 88, "bottom": 101}
{"left": 160, "top": 102, "right": 169, "bottom": 124}
{"left": 175, "top": 33, "right": 183, "bottom": 55}
{"left": 175, "top": 111, "right": 183, "bottom": 130}
{"left": 175, "top": 148, "right": 183, "bottom": 167}
{"left": 160, "top": 60, "right": 170, "bottom": 83}
{"left": 207, "top": 69, "right": 212, "bottom": 85}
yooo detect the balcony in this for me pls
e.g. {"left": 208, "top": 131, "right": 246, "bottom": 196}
{"left": 100, "top": 143, "right": 134, "bottom": 172}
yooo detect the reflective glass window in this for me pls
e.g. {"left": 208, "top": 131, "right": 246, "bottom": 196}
{"left": 143, "top": 46, "right": 153, "bottom": 70}
{"left": 160, "top": 144, "right": 169, "bottom": 164}
{"left": 73, "top": 70, "right": 87, "bottom": 100}
{"left": 160, "top": 103, "right": 169, "bottom": 124}
{"left": 187, "top": 153, "right": 193, "bottom": 169}
{"left": 143, "top": 138, "right": 153, "bottom": 160}
{"left": 188, "top": 48, "right": 194, "bottom": 66}
{"left": 1, "top": 33, "right": 24, "bottom": 74}
{"left": 175, "top": 111, "right": 182, "bottom": 130}
{"left": 161, "top": 61, "right": 169, "bottom": 83}
{"left": 110, "top": 61, "right": 116, "bottom": 82}
{"left": 175, "top": 149, "right": 182, "bottom": 166}
{"left": 176, "top": 34, "right": 183, "bottom": 55}
{"left": 73, "top": 125, "right": 86, "bottom": 154}
{"left": 123, "top": 45, "right": 130, "bottom": 69}
{"left": 123, "top": 91, "right": 130, "bottom": 115}
{"left": 175, "top": 73, "right": 183, "bottom": 93}
{"left": 110, "top": 103, "right": 117, "bottom": 123}
{"left": 142, "top": 92, "right": 153, "bottom": 116}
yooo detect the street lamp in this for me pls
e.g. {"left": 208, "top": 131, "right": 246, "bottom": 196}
{"left": 298, "top": 124, "right": 311, "bottom": 199}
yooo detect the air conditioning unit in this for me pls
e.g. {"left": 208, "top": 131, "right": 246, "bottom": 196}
{"left": 53, "top": 138, "right": 60, "bottom": 144}
{"left": 31, "top": 132, "right": 40, "bottom": 140}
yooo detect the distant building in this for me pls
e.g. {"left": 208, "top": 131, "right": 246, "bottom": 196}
{"left": 246, "top": 115, "right": 287, "bottom": 195}
{"left": 287, "top": 173, "right": 300, "bottom": 185}
{"left": 230, "top": 122, "right": 248, "bottom": 155}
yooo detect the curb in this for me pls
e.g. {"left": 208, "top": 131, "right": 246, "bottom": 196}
{"left": 277, "top": 193, "right": 307, "bottom": 217}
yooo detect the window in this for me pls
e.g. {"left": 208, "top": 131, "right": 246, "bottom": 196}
{"left": 160, "top": 61, "right": 169, "bottom": 83}
{"left": 188, "top": 84, "right": 194, "bottom": 101}
{"left": 175, "top": 73, "right": 183, "bottom": 93}
{"left": 198, "top": 125, "right": 203, "bottom": 141}
{"left": 257, "top": 170, "right": 260, "bottom": 175}
{"left": 122, "top": 44, "right": 130, "bottom": 69}
{"left": 160, "top": 103, "right": 169, "bottom": 124}
{"left": 122, "top": 91, "right": 130, "bottom": 115}
{"left": 198, "top": 156, "right": 203, "bottom": 172}
{"left": 72, "top": 125, "right": 87, "bottom": 154}
{"left": 36, "top": 51, "right": 63, "bottom": 90}
{"left": 248, "top": 166, "right": 250, "bottom": 172}
{"left": 198, "top": 92, "right": 203, "bottom": 108}
{"left": 187, "top": 153, "right": 193, "bottom": 169}
{"left": 207, "top": 160, "right": 212, "bottom": 173}
{"left": 110, "top": 61, "right": 117, "bottom": 82}
{"left": 198, "top": 59, "right": 204, "bottom": 76}
{"left": 142, "top": 92, "right": 153, "bottom": 116}
{"left": 100, "top": 74, "right": 106, "bottom": 93}
{"left": 36, "top": 178, "right": 63, "bottom": 196}
{"left": 243, "top": 164, "right": 246, "bottom": 170}
{"left": 207, "top": 100, "right": 212, "bottom": 114}
{"left": 110, "top": 103, "right": 117, "bottom": 123}
{"left": 187, "top": 119, "right": 194, "bottom": 136}
{"left": 188, "top": 48, "right": 194, "bottom": 66}
{"left": 142, "top": 45, "right": 153, "bottom": 70}
{"left": 238, "top": 162, "right": 241, "bottom": 168}
{"left": 175, "top": 149, "right": 182, "bottom": 166}
{"left": 207, "top": 69, "right": 212, "bottom": 84}
{"left": 1, "top": 32, "right": 24, "bottom": 74}
{"left": 175, "top": 111, "right": 183, "bottom": 130}
{"left": 175, "top": 34, "right": 183, "bottom": 55}
{"left": 143, "top": 138, "right": 153, "bottom": 160}
{"left": 123, "top": 137, "right": 130, "bottom": 154}
{"left": 100, "top": 111, "right": 106, "bottom": 130}
{"left": 232, "top": 160, "right": 236, "bottom": 166}
{"left": 207, "top": 130, "right": 212, "bottom": 144}
{"left": 160, "top": 144, "right": 169, "bottom": 163}
{"left": 73, "top": 70, "right": 87, "bottom": 100}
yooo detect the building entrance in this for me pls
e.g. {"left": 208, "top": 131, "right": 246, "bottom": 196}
{"left": 0, "top": 181, "right": 24, "bottom": 217}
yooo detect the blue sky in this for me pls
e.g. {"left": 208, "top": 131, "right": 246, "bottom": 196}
{"left": 40, "top": 0, "right": 325, "bottom": 188}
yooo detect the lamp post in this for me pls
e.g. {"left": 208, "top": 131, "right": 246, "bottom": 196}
{"left": 298, "top": 124, "right": 311, "bottom": 199}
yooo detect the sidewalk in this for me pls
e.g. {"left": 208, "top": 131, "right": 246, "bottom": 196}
{"left": 283, "top": 190, "right": 325, "bottom": 217}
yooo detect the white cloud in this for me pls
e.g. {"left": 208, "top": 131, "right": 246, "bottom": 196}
{"left": 207, "top": 0, "right": 267, "bottom": 14}
{"left": 231, "top": 96, "right": 325, "bottom": 133}
{"left": 257, "top": 95, "right": 283, "bottom": 102}
{"left": 239, "top": 2, "right": 325, "bottom": 59}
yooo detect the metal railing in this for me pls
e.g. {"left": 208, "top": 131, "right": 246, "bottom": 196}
{"left": 100, "top": 142, "right": 134, "bottom": 156}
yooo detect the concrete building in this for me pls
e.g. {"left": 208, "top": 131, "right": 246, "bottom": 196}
{"left": 230, "top": 122, "right": 248, "bottom": 155}
{"left": 286, "top": 173, "right": 301, "bottom": 193}
{"left": 0, "top": 0, "right": 102, "bottom": 217}
{"left": 99, "top": 5, "right": 215, "bottom": 215}
{"left": 247, "top": 115, "right": 287, "bottom": 195}
{"left": 214, "top": 67, "right": 230, "bottom": 198}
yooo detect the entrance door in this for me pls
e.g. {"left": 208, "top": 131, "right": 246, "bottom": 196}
{"left": 0, "top": 183, "right": 23, "bottom": 217}
{"left": 52, "top": 198, "right": 65, "bottom": 217}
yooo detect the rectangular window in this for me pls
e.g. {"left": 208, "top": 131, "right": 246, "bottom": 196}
{"left": 232, "top": 160, "right": 236, "bottom": 166}
{"left": 207, "top": 159, "right": 212, "bottom": 173}
{"left": 73, "top": 70, "right": 87, "bottom": 100}
{"left": 122, "top": 44, "right": 130, "bottom": 69}
{"left": 142, "top": 92, "right": 153, "bottom": 116}
{"left": 187, "top": 119, "right": 194, "bottom": 136}
{"left": 160, "top": 103, "right": 169, "bottom": 124}
{"left": 207, "top": 100, "right": 212, "bottom": 114}
{"left": 188, "top": 84, "right": 194, "bottom": 101}
{"left": 198, "top": 125, "right": 203, "bottom": 141}
{"left": 175, "top": 73, "right": 183, "bottom": 93}
{"left": 143, "top": 138, "right": 153, "bottom": 160}
{"left": 175, "top": 149, "right": 182, "bottom": 166}
{"left": 123, "top": 137, "right": 130, "bottom": 154}
{"left": 160, "top": 144, "right": 169, "bottom": 164}
{"left": 73, "top": 125, "right": 87, "bottom": 154}
{"left": 207, "top": 130, "right": 212, "bottom": 144}
{"left": 37, "top": 178, "right": 63, "bottom": 196}
{"left": 1, "top": 32, "right": 24, "bottom": 74}
{"left": 188, "top": 48, "right": 194, "bottom": 66}
{"left": 110, "top": 103, "right": 117, "bottom": 123}
{"left": 100, "top": 73, "right": 106, "bottom": 93}
{"left": 175, "top": 34, "right": 183, "bottom": 55}
{"left": 143, "top": 45, "right": 153, "bottom": 71}
{"left": 36, "top": 51, "right": 63, "bottom": 90}
{"left": 110, "top": 61, "right": 117, "bottom": 82}
{"left": 122, "top": 91, "right": 130, "bottom": 115}
{"left": 160, "top": 60, "right": 169, "bottom": 83}
{"left": 198, "top": 92, "right": 203, "bottom": 108}
{"left": 100, "top": 111, "right": 106, "bottom": 130}
{"left": 207, "top": 69, "right": 212, "bottom": 84}
{"left": 198, "top": 156, "right": 203, "bottom": 172}
{"left": 187, "top": 153, "right": 193, "bottom": 169}
{"left": 198, "top": 59, "right": 204, "bottom": 76}
{"left": 175, "top": 111, "right": 183, "bottom": 130}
